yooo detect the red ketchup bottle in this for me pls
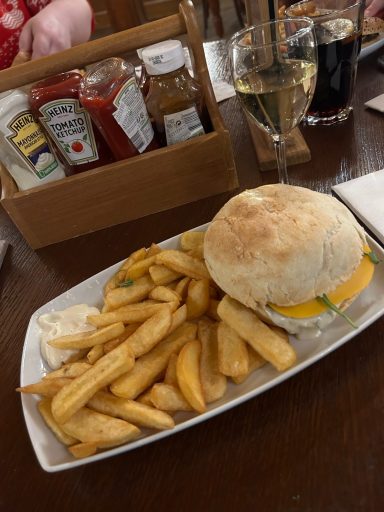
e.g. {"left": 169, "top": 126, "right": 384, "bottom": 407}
{"left": 78, "top": 57, "right": 159, "bottom": 161}
{"left": 29, "top": 72, "right": 114, "bottom": 175}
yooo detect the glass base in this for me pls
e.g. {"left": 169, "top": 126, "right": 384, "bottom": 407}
{"left": 304, "top": 106, "right": 352, "bottom": 126}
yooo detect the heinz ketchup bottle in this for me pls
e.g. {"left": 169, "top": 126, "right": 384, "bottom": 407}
{"left": 29, "top": 72, "right": 114, "bottom": 175}
{"left": 78, "top": 57, "right": 159, "bottom": 161}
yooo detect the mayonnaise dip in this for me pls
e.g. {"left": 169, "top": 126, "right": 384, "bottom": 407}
{"left": 38, "top": 304, "right": 100, "bottom": 369}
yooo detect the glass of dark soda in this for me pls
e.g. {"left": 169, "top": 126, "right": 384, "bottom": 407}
{"left": 286, "top": 0, "right": 363, "bottom": 125}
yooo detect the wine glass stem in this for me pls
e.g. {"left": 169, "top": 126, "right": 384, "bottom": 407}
{"left": 273, "top": 136, "right": 289, "bottom": 184}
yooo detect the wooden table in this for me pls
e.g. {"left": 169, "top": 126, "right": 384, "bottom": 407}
{"left": 1, "top": 41, "right": 384, "bottom": 511}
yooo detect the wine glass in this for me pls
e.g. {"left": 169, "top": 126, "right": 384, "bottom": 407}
{"left": 229, "top": 18, "right": 317, "bottom": 184}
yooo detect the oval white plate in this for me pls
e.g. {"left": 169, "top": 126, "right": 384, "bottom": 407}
{"left": 360, "top": 34, "right": 384, "bottom": 59}
{"left": 20, "top": 224, "right": 384, "bottom": 472}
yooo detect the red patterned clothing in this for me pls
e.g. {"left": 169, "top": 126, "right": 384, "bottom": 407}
{"left": 0, "top": 0, "right": 50, "bottom": 69}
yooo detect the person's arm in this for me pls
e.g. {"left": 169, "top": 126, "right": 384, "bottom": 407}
{"left": 19, "top": 0, "right": 93, "bottom": 60}
{"left": 365, "top": 0, "right": 384, "bottom": 17}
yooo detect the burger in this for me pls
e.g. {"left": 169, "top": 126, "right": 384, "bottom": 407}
{"left": 204, "top": 184, "right": 376, "bottom": 339}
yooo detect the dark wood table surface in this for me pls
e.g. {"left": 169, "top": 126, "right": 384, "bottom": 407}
{"left": 1, "top": 41, "right": 384, "bottom": 511}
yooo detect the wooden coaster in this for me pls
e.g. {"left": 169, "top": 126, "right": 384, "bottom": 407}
{"left": 246, "top": 114, "right": 311, "bottom": 171}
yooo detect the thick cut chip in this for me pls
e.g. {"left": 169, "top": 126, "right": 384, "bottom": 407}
{"left": 16, "top": 377, "right": 71, "bottom": 397}
{"left": 104, "top": 247, "right": 147, "bottom": 294}
{"left": 88, "top": 391, "right": 174, "bottom": 430}
{"left": 174, "top": 277, "right": 191, "bottom": 300}
{"left": 164, "top": 353, "right": 178, "bottom": 386}
{"left": 125, "top": 255, "right": 158, "bottom": 280}
{"left": 69, "top": 442, "right": 98, "bottom": 459}
{"left": 176, "top": 339, "right": 206, "bottom": 413}
{"left": 180, "top": 231, "right": 205, "bottom": 252}
{"left": 49, "top": 322, "right": 125, "bottom": 350}
{"left": 88, "top": 302, "right": 174, "bottom": 328}
{"left": 156, "top": 250, "right": 211, "bottom": 280}
{"left": 105, "top": 275, "right": 155, "bottom": 310}
{"left": 60, "top": 407, "right": 141, "bottom": 449}
{"left": 198, "top": 320, "right": 227, "bottom": 402}
{"left": 43, "top": 362, "right": 92, "bottom": 380}
{"left": 150, "top": 383, "right": 193, "bottom": 411}
{"left": 51, "top": 342, "right": 135, "bottom": 424}
{"left": 38, "top": 398, "right": 77, "bottom": 446}
{"left": 126, "top": 307, "right": 172, "bottom": 358}
{"left": 149, "top": 286, "right": 181, "bottom": 303}
{"left": 217, "top": 322, "right": 249, "bottom": 377}
{"left": 217, "top": 296, "right": 296, "bottom": 372}
{"left": 186, "top": 279, "right": 210, "bottom": 320}
{"left": 111, "top": 323, "right": 197, "bottom": 399}
{"left": 86, "top": 344, "right": 104, "bottom": 364}
{"left": 149, "top": 265, "right": 182, "bottom": 286}
{"left": 103, "top": 324, "right": 140, "bottom": 353}
{"left": 232, "top": 346, "right": 266, "bottom": 384}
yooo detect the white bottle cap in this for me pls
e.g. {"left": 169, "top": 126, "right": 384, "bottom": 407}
{"left": 137, "top": 48, "right": 144, "bottom": 60}
{"left": 142, "top": 40, "right": 185, "bottom": 75}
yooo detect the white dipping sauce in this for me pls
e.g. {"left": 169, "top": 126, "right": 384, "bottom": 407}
{"left": 38, "top": 304, "right": 100, "bottom": 369}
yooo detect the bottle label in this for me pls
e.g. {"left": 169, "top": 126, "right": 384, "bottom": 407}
{"left": 112, "top": 77, "right": 154, "bottom": 153}
{"left": 164, "top": 106, "right": 205, "bottom": 146}
{"left": 38, "top": 99, "right": 99, "bottom": 165}
{"left": 5, "top": 111, "right": 60, "bottom": 179}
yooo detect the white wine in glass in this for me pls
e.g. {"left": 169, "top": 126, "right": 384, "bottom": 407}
{"left": 229, "top": 18, "right": 317, "bottom": 184}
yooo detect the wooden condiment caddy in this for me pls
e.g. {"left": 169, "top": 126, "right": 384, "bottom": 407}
{"left": 0, "top": 0, "right": 238, "bottom": 249}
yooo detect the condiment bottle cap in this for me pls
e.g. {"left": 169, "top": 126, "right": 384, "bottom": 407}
{"left": 142, "top": 40, "right": 185, "bottom": 75}
{"left": 137, "top": 48, "right": 144, "bottom": 60}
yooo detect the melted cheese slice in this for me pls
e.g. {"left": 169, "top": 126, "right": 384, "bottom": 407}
{"left": 269, "top": 248, "right": 375, "bottom": 319}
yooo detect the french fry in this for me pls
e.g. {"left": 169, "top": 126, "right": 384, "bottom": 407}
{"left": 217, "top": 296, "right": 296, "bottom": 372}
{"left": 88, "top": 390, "right": 175, "bottom": 430}
{"left": 149, "top": 286, "right": 181, "bottom": 303}
{"left": 206, "top": 299, "right": 220, "bottom": 321}
{"left": 164, "top": 353, "right": 178, "bottom": 386}
{"left": 176, "top": 339, "right": 206, "bottom": 413}
{"left": 148, "top": 265, "right": 182, "bottom": 286}
{"left": 49, "top": 322, "right": 125, "bottom": 350}
{"left": 60, "top": 407, "right": 141, "bottom": 449}
{"left": 16, "top": 377, "right": 71, "bottom": 397}
{"left": 136, "top": 388, "right": 154, "bottom": 406}
{"left": 168, "top": 304, "right": 187, "bottom": 334}
{"left": 186, "top": 279, "right": 210, "bottom": 320}
{"left": 198, "top": 320, "right": 227, "bottom": 402}
{"left": 86, "top": 344, "right": 104, "bottom": 364}
{"left": 186, "top": 246, "right": 204, "bottom": 259}
{"left": 104, "top": 247, "right": 147, "bottom": 294}
{"left": 126, "top": 307, "right": 172, "bottom": 358}
{"left": 156, "top": 250, "right": 211, "bottom": 280}
{"left": 111, "top": 323, "right": 197, "bottom": 399}
{"left": 105, "top": 275, "right": 155, "bottom": 310}
{"left": 51, "top": 342, "right": 135, "bottom": 424}
{"left": 180, "top": 231, "right": 205, "bottom": 252}
{"left": 69, "top": 442, "right": 98, "bottom": 459}
{"left": 43, "top": 362, "right": 92, "bottom": 380}
{"left": 38, "top": 398, "right": 78, "bottom": 446}
{"left": 174, "top": 276, "right": 191, "bottom": 300}
{"left": 88, "top": 301, "right": 175, "bottom": 328}
{"left": 147, "top": 243, "right": 162, "bottom": 257}
{"left": 125, "top": 255, "right": 158, "bottom": 281}
{"left": 217, "top": 322, "right": 249, "bottom": 377}
{"left": 232, "top": 346, "right": 266, "bottom": 384}
{"left": 103, "top": 324, "right": 140, "bottom": 353}
{"left": 150, "top": 383, "right": 193, "bottom": 411}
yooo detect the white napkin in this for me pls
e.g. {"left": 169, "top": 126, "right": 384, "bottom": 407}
{"left": 212, "top": 80, "right": 236, "bottom": 103}
{"left": 365, "top": 93, "right": 384, "bottom": 113}
{"left": 0, "top": 240, "right": 8, "bottom": 270}
{"left": 332, "top": 170, "right": 384, "bottom": 244}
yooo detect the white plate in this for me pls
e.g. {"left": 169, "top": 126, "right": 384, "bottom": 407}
{"left": 20, "top": 224, "right": 384, "bottom": 472}
{"left": 360, "top": 34, "right": 384, "bottom": 59}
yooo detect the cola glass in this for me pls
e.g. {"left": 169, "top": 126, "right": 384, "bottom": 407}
{"left": 286, "top": 0, "right": 363, "bottom": 125}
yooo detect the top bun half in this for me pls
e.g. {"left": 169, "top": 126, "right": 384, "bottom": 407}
{"left": 204, "top": 185, "right": 366, "bottom": 308}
